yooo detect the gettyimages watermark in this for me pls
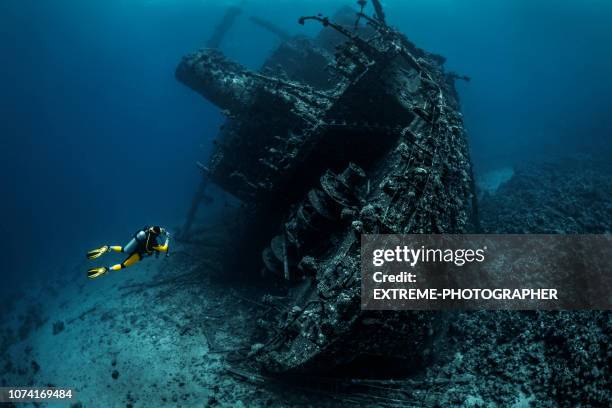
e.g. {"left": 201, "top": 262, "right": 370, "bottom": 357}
{"left": 361, "top": 235, "right": 612, "bottom": 310}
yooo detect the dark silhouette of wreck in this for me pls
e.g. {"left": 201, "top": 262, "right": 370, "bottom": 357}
{"left": 176, "top": 1, "right": 477, "bottom": 374}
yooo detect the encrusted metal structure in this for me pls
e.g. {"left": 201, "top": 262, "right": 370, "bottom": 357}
{"left": 176, "top": 2, "right": 476, "bottom": 373}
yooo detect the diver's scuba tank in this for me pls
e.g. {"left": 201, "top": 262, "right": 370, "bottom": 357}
{"left": 124, "top": 226, "right": 170, "bottom": 257}
{"left": 123, "top": 228, "right": 147, "bottom": 254}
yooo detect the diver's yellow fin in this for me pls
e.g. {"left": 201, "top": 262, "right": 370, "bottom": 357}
{"left": 87, "top": 267, "right": 108, "bottom": 279}
{"left": 86, "top": 245, "right": 110, "bottom": 260}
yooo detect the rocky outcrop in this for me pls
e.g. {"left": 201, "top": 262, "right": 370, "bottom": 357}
{"left": 480, "top": 156, "right": 612, "bottom": 234}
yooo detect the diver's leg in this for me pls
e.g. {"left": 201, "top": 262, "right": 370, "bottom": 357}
{"left": 100, "top": 238, "right": 135, "bottom": 256}
{"left": 110, "top": 252, "right": 141, "bottom": 271}
{"left": 87, "top": 244, "right": 123, "bottom": 259}
{"left": 88, "top": 252, "right": 140, "bottom": 279}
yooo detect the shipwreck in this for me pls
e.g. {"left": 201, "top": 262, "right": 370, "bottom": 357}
{"left": 176, "top": 1, "right": 477, "bottom": 374}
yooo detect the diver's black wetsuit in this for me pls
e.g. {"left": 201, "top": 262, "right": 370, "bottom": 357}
{"left": 86, "top": 225, "right": 169, "bottom": 279}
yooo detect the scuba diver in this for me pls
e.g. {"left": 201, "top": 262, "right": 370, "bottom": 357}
{"left": 86, "top": 226, "right": 170, "bottom": 279}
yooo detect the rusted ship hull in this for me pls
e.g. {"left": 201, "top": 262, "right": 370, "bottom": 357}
{"left": 176, "top": 3, "right": 475, "bottom": 373}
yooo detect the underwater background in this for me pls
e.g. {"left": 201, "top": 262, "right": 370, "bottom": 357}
{"left": 1, "top": 1, "right": 611, "bottom": 406}
{"left": 1, "top": 0, "right": 611, "bottom": 296}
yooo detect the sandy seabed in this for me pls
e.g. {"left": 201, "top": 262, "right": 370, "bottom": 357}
{"left": 1, "top": 241, "right": 293, "bottom": 407}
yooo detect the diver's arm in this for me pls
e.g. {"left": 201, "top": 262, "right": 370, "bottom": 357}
{"left": 152, "top": 231, "right": 170, "bottom": 253}
{"left": 153, "top": 240, "right": 169, "bottom": 253}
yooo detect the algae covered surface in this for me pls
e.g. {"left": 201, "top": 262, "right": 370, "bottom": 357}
{"left": 1, "top": 1, "right": 611, "bottom": 407}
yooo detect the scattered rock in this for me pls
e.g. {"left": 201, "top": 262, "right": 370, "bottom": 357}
{"left": 111, "top": 370, "right": 119, "bottom": 380}
{"left": 52, "top": 321, "right": 65, "bottom": 335}
{"left": 432, "top": 157, "right": 612, "bottom": 407}
{"left": 206, "top": 395, "right": 218, "bottom": 407}
{"left": 480, "top": 157, "right": 612, "bottom": 234}
{"left": 17, "top": 303, "right": 46, "bottom": 340}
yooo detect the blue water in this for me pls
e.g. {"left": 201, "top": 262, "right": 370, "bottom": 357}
{"left": 1, "top": 0, "right": 611, "bottom": 291}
